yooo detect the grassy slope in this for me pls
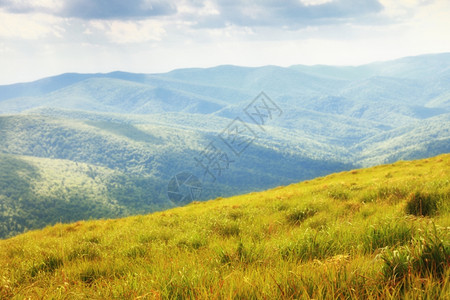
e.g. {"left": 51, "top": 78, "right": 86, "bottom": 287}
{"left": 0, "top": 154, "right": 449, "bottom": 299}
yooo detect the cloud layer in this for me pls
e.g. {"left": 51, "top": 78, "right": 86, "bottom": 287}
{"left": 0, "top": 0, "right": 176, "bottom": 19}
{"left": 0, "top": 0, "right": 384, "bottom": 24}
{"left": 192, "top": 0, "right": 384, "bottom": 28}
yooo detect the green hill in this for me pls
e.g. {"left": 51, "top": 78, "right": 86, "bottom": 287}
{"left": 0, "top": 154, "right": 448, "bottom": 299}
{"left": 0, "top": 152, "right": 169, "bottom": 239}
{"left": 0, "top": 112, "right": 353, "bottom": 239}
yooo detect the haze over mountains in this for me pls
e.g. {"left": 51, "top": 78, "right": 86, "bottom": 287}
{"left": 0, "top": 52, "right": 449, "bottom": 238}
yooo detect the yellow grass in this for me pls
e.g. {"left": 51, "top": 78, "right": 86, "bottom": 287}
{"left": 1, "top": 154, "right": 449, "bottom": 299}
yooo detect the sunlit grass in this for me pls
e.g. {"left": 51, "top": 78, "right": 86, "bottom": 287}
{"left": 0, "top": 154, "right": 449, "bottom": 299}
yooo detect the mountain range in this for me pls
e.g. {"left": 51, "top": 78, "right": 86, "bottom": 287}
{"left": 0, "top": 52, "right": 449, "bottom": 238}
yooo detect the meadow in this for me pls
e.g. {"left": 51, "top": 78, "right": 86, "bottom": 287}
{"left": 0, "top": 154, "right": 449, "bottom": 299}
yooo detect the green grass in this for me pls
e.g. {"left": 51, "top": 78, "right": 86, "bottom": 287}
{"left": 0, "top": 154, "right": 449, "bottom": 299}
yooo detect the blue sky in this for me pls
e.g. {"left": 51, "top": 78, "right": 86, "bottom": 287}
{"left": 0, "top": 0, "right": 449, "bottom": 84}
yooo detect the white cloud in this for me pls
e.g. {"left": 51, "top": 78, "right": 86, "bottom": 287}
{"left": 378, "top": 0, "right": 439, "bottom": 19}
{"left": 104, "top": 20, "right": 166, "bottom": 44}
{"left": 89, "top": 20, "right": 107, "bottom": 31}
{"left": 0, "top": 10, "right": 62, "bottom": 39}
{"left": 300, "top": 0, "right": 334, "bottom": 6}
{"left": 178, "top": 0, "right": 220, "bottom": 16}
{"left": 0, "top": 0, "right": 62, "bottom": 13}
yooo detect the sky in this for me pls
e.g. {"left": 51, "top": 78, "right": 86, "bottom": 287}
{"left": 0, "top": 0, "right": 449, "bottom": 85}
